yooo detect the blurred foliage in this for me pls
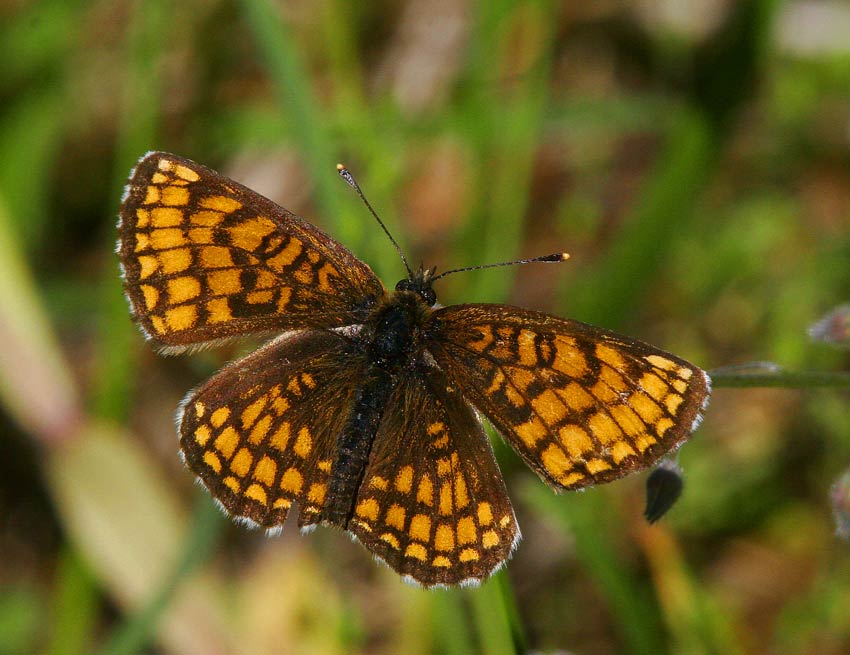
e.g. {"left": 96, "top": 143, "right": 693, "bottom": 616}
{"left": 1, "top": 0, "right": 849, "bottom": 653}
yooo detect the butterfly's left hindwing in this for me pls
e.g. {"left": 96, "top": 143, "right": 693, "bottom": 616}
{"left": 426, "top": 304, "right": 710, "bottom": 491}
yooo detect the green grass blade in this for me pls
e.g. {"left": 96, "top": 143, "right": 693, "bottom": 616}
{"left": 45, "top": 547, "right": 99, "bottom": 655}
{"left": 525, "top": 485, "right": 667, "bottom": 655}
{"left": 238, "top": 0, "right": 352, "bottom": 245}
{"left": 467, "top": 572, "right": 524, "bottom": 655}
{"left": 93, "top": 0, "right": 172, "bottom": 422}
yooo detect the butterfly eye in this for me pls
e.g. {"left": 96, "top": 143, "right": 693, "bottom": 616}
{"left": 419, "top": 287, "right": 436, "bottom": 306}
{"left": 395, "top": 279, "right": 437, "bottom": 307}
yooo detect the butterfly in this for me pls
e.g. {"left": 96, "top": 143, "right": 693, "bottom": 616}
{"left": 117, "top": 151, "right": 711, "bottom": 587}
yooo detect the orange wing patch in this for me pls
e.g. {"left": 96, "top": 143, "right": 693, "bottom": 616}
{"left": 428, "top": 305, "right": 710, "bottom": 491}
{"left": 118, "top": 151, "right": 385, "bottom": 350}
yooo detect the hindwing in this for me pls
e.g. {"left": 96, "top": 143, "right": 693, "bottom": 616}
{"left": 178, "top": 331, "right": 368, "bottom": 528}
{"left": 347, "top": 365, "right": 518, "bottom": 586}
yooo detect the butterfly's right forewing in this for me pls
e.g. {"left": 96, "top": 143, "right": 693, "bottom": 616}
{"left": 427, "top": 304, "right": 710, "bottom": 491}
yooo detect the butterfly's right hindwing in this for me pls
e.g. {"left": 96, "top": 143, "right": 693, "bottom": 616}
{"left": 347, "top": 364, "right": 519, "bottom": 586}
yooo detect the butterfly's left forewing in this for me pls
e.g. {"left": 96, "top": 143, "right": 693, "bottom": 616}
{"left": 427, "top": 305, "right": 710, "bottom": 491}
{"left": 118, "top": 151, "right": 385, "bottom": 351}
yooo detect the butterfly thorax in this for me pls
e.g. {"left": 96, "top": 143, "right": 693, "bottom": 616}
{"left": 365, "top": 289, "right": 433, "bottom": 370}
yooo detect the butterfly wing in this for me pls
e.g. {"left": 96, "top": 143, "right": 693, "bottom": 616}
{"left": 178, "top": 330, "right": 369, "bottom": 529}
{"left": 426, "top": 305, "right": 710, "bottom": 491}
{"left": 117, "top": 151, "right": 385, "bottom": 351}
{"left": 346, "top": 365, "right": 518, "bottom": 587}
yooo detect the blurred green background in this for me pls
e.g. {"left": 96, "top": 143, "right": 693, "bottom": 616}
{"left": 2, "top": 0, "right": 850, "bottom": 653}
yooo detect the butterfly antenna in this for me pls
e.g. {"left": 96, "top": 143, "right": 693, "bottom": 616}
{"left": 337, "top": 164, "right": 412, "bottom": 278}
{"left": 431, "top": 252, "right": 570, "bottom": 282}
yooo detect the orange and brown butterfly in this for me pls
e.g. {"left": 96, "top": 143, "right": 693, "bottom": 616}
{"left": 117, "top": 151, "right": 710, "bottom": 587}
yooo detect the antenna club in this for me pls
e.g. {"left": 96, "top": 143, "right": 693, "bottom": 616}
{"left": 535, "top": 252, "right": 570, "bottom": 263}
{"left": 337, "top": 165, "right": 360, "bottom": 193}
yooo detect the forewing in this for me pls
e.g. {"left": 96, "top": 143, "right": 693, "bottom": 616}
{"left": 179, "top": 331, "right": 368, "bottom": 529}
{"left": 118, "top": 151, "right": 385, "bottom": 351}
{"left": 427, "top": 305, "right": 710, "bottom": 491}
{"left": 347, "top": 365, "right": 518, "bottom": 587}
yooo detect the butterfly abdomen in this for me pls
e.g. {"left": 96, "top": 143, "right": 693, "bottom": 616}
{"left": 321, "top": 290, "right": 432, "bottom": 527}
{"left": 321, "top": 372, "right": 394, "bottom": 527}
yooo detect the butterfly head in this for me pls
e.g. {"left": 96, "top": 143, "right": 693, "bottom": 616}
{"left": 395, "top": 265, "right": 438, "bottom": 307}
